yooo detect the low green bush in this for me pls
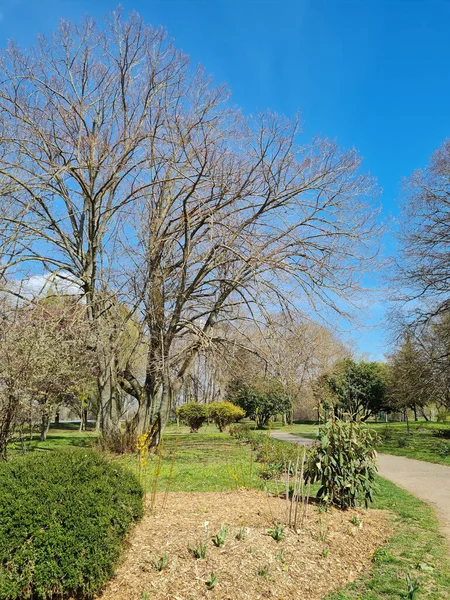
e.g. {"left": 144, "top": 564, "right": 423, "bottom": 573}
{"left": 229, "top": 423, "right": 252, "bottom": 440}
{"left": 177, "top": 402, "right": 209, "bottom": 432}
{"left": 306, "top": 418, "right": 378, "bottom": 508}
{"left": 0, "top": 448, "right": 144, "bottom": 600}
{"left": 208, "top": 401, "right": 245, "bottom": 432}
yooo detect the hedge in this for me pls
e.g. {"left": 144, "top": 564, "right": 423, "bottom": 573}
{"left": 0, "top": 449, "right": 144, "bottom": 599}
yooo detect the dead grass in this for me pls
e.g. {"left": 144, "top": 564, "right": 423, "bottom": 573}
{"left": 98, "top": 490, "right": 391, "bottom": 600}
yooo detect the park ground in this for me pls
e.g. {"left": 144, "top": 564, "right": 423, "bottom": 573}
{"left": 10, "top": 421, "right": 450, "bottom": 599}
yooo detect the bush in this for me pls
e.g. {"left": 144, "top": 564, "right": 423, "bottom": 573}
{"left": 306, "top": 418, "right": 378, "bottom": 508}
{"left": 229, "top": 423, "right": 252, "bottom": 439}
{"left": 177, "top": 402, "right": 209, "bottom": 432}
{"left": 208, "top": 401, "right": 245, "bottom": 432}
{"left": 0, "top": 448, "right": 143, "bottom": 600}
{"left": 227, "top": 379, "right": 292, "bottom": 428}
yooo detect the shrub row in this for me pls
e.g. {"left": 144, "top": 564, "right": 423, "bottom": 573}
{"left": 177, "top": 401, "right": 244, "bottom": 432}
{"left": 0, "top": 449, "right": 144, "bottom": 600}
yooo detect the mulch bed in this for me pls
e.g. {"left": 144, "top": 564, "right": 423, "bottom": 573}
{"left": 98, "top": 490, "right": 391, "bottom": 600}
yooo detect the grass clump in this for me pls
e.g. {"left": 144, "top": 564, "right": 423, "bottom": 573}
{"left": 0, "top": 448, "right": 143, "bottom": 600}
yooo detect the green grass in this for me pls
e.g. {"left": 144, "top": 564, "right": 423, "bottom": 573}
{"left": 371, "top": 421, "right": 450, "bottom": 466}
{"left": 8, "top": 422, "right": 97, "bottom": 455}
{"left": 115, "top": 424, "right": 262, "bottom": 493}
{"left": 283, "top": 420, "right": 450, "bottom": 467}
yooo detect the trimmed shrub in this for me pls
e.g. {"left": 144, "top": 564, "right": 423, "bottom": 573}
{"left": 306, "top": 418, "right": 378, "bottom": 508}
{"left": 208, "top": 401, "right": 245, "bottom": 432}
{"left": 0, "top": 448, "right": 144, "bottom": 600}
{"left": 177, "top": 402, "right": 209, "bottom": 432}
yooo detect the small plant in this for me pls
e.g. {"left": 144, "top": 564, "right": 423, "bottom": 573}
{"left": 317, "top": 516, "right": 328, "bottom": 542}
{"left": 276, "top": 549, "right": 286, "bottom": 564}
{"left": 322, "top": 547, "right": 329, "bottom": 558}
{"left": 249, "top": 546, "right": 256, "bottom": 555}
{"left": 236, "top": 526, "right": 246, "bottom": 541}
{"left": 206, "top": 573, "right": 218, "bottom": 590}
{"left": 398, "top": 437, "right": 409, "bottom": 448}
{"left": 258, "top": 564, "right": 270, "bottom": 579}
{"left": 141, "top": 593, "right": 150, "bottom": 600}
{"left": 189, "top": 539, "right": 208, "bottom": 559}
{"left": 212, "top": 524, "right": 227, "bottom": 547}
{"left": 268, "top": 521, "right": 284, "bottom": 542}
{"left": 439, "top": 443, "right": 450, "bottom": 456}
{"left": 406, "top": 572, "right": 420, "bottom": 599}
{"left": 151, "top": 552, "right": 169, "bottom": 571}
{"left": 351, "top": 515, "right": 363, "bottom": 528}
{"left": 372, "top": 547, "right": 395, "bottom": 564}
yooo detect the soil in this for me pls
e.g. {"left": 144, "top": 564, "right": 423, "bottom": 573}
{"left": 98, "top": 490, "right": 391, "bottom": 600}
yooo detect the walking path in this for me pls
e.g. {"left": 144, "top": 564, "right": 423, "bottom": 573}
{"left": 271, "top": 431, "right": 450, "bottom": 542}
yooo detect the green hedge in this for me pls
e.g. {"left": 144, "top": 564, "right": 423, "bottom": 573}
{"left": 0, "top": 449, "right": 144, "bottom": 600}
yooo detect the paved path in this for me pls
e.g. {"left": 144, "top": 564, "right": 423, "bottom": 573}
{"left": 271, "top": 431, "right": 450, "bottom": 542}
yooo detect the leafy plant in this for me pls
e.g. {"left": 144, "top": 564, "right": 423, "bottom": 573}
{"left": 406, "top": 571, "right": 420, "bottom": 598}
{"left": 351, "top": 515, "right": 363, "bottom": 527}
{"left": 322, "top": 547, "right": 329, "bottom": 558}
{"left": 177, "top": 402, "right": 209, "bottom": 432}
{"left": 398, "top": 437, "right": 409, "bottom": 448}
{"left": 236, "top": 526, "right": 246, "bottom": 541}
{"left": 212, "top": 524, "right": 227, "bottom": 547}
{"left": 206, "top": 573, "right": 218, "bottom": 590}
{"left": 208, "top": 401, "right": 245, "bottom": 432}
{"left": 0, "top": 449, "right": 144, "bottom": 600}
{"left": 306, "top": 418, "right": 378, "bottom": 508}
{"left": 276, "top": 549, "right": 286, "bottom": 563}
{"left": 439, "top": 443, "right": 450, "bottom": 456}
{"left": 267, "top": 522, "right": 285, "bottom": 542}
{"left": 152, "top": 552, "right": 169, "bottom": 571}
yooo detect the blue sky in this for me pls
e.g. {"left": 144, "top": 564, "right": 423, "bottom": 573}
{"left": 1, "top": 0, "right": 449, "bottom": 358}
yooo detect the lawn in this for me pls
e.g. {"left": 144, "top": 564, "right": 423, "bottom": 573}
{"left": 8, "top": 422, "right": 450, "bottom": 599}
{"left": 284, "top": 420, "right": 450, "bottom": 467}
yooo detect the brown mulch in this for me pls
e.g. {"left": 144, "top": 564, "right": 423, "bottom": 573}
{"left": 98, "top": 490, "right": 392, "bottom": 600}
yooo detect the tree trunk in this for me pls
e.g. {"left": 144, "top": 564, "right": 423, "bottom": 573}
{"left": 40, "top": 410, "right": 50, "bottom": 442}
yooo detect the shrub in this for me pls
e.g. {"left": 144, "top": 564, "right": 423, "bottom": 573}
{"left": 306, "top": 418, "right": 378, "bottom": 508}
{"left": 0, "top": 448, "right": 143, "bottom": 600}
{"left": 177, "top": 402, "right": 209, "bottom": 432}
{"left": 208, "top": 401, "right": 245, "bottom": 432}
{"left": 227, "top": 379, "right": 292, "bottom": 428}
{"left": 229, "top": 423, "right": 252, "bottom": 440}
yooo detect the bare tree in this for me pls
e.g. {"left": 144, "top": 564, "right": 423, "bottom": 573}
{"left": 119, "top": 107, "right": 380, "bottom": 443}
{"left": 0, "top": 10, "right": 381, "bottom": 447}
{"left": 0, "top": 11, "right": 200, "bottom": 439}
{"left": 395, "top": 140, "right": 450, "bottom": 322}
